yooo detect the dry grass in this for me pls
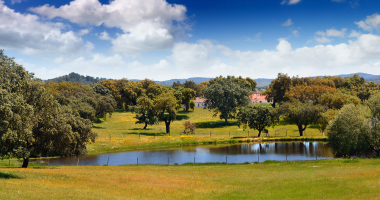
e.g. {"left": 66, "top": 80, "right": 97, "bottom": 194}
{"left": 1, "top": 159, "right": 380, "bottom": 199}
{"left": 88, "top": 108, "right": 326, "bottom": 154}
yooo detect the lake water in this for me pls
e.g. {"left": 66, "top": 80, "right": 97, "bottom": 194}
{"left": 38, "top": 142, "right": 333, "bottom": 166}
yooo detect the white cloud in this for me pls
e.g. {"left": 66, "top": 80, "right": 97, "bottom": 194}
{"left": 30, "top": 0, "right": 188, "bottom": 55}
{"left": 292, "top": 30, "right": 299, "bottom": 37}
{"left": 169, "top": 40, "right": 213, "bottom": 69}
{"left": 316, "top": 28, "right": 347, "bottom": 38}
{"left": 99, "top": 31, "right": 111, "bottom": 40}
{"left": 160, "top": 33, "right": 380, "bottom": 78}
{"left": 0, "top": 1, "right": 90, "bottom": 56}
{"left": 349, "top": 30, "right": 361, "bottom": 38}
{"left": 11, "top": 0, "right": 25, "bottom": 4}
{"left": 326, "top": 28, "right": 347, "bottom": 37}
{"left": 78, "top": 29, "right": 90, "bottom": 36}
{"left": 315, "top": 37, "right": 331, "bottom": 43}
{"left": 355, "top": 13, "right": 380, "bottom": 31}
{"left": 315, "top": 31, "right": 326, "bottom": 37}
{"left": 281, "top": 0, "right": 301, "bottom": 5}
{"left": 282, "top": 18, "right": 293, "bottom": 26}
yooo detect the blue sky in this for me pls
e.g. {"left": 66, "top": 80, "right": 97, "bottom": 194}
{"left": 1, "top": 0, "right": 380, "bottom": 80}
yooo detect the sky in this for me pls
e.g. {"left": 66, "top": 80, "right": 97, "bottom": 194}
{"left": 1, "top": 0, "right": 380, "bottom": 80}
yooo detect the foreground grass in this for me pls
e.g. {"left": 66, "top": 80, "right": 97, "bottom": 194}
{"left": 88, "top": 107, "right": 327, "bottom": 154}
{"left": 1, "top": 159, "right": 380, "bottom": 199}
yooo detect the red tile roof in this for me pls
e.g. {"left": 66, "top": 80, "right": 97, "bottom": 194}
{"left": 250, "top": 93, "right": 268, "bottom": 100}
{"left": 194, "top": 97, "right": 206, "bottom": 103}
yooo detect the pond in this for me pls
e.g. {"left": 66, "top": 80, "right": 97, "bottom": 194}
{"left": 38, "top": 142, "right": 333, "bottom": 166}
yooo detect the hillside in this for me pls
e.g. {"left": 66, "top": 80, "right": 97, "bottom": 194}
{"left": 45, "top": 72, "right": 380, "bottom": 87}
{"left": 46, "top": 72, "right": 107, "bottom": 85}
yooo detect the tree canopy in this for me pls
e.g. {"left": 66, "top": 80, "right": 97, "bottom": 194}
{"left": 237, "top": 104, "right": 278, "bottom": 136}
{"left": 0, "top": 50, "right": 96, "bottom": 168}
{"left": 203, "top": 78, "right": 251, "bottom": 123}
{"left": 277, "top": 100, "right": 326, "bottom": 136}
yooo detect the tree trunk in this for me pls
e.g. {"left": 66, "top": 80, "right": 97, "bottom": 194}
{"left": 143, "top": 123, "right": 148, "bottom": 129}
{"left": 185, "top": 105, "right": 189, "bottom": 112}
{"left": 298, "top": 125, "right": 304, "bottom": 136}
{"left": 258, "top": 130, "right": 261, "bottom": 137}
{"left": 375, "top": 150, "right": 380, "bottom": 158}
{"left": 22, "top": 158, "right": 29, "bottom": 168}
{"left": 272, "top": 99, "right": 276, "bottom": 108}
{"left": 165, "top": 121, "right": 170, "bottom": 136}
{"left": 225, "top": 118, "right": 228, "bottom": 125}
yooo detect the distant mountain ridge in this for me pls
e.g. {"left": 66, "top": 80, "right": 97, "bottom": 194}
{"left": 46, "top": 72, "right": 380, "bottom": 87}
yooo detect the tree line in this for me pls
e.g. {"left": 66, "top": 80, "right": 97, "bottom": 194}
{"left": 3, "top": 48, "right": 380, "bottom": 168}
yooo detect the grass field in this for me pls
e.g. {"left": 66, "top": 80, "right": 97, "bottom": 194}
{"left": 88, "top": 107, "right": 327, "bottom": 154}
{"left": 1, "top": 159, "right": 380, "bottom": 199}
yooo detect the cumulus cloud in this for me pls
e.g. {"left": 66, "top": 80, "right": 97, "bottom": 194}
{"left": 30, "top": 0, "right": 188, "bottom": 55}
{"left": 355, "top": 13, "right": 380, "bottom": 31}
{"left": 326, "top": 28, "right": 347, "bottom": 37}
{"left": 349, "top": 30, "right": 361, "bottom": 38}
{"left": 282, "top": 18, "right": 293, "bottom": 26}
{"left": 316, "top": 28, "right": 347, "bottom": 38}
{"left": 160, "top": 33, "right": 380, "bottom": 78}
{"left": 78, "top": 29, "right": 90, "bottom": 36}
{"left": 315, "top": 37, "right": 331, "bottom": 43}
{"left": 99, "top": 31, "right": 111, "bottom": 40}
{"left": 0, "top": 1, "right": 90, "bottom": 56}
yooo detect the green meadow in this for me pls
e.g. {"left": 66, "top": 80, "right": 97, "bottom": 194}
{"left": 1, "top": 159, "right": 380, "bottom": 199}
{"left": 88, "top": 107, "right": 326, "bottom": 154}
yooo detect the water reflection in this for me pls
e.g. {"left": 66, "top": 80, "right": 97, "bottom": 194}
{"left": 38, "top": 142, "right": 333, "bottom": 166}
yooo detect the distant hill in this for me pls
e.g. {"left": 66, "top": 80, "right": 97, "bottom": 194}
{"left": 46, "top": 72, "right": 107, "bottom": 85}
{"left": 45, "top": 72, "right": 380, "bottom": 87}
{"left": 155, "top": 77, "right": 212, "bottom": 86}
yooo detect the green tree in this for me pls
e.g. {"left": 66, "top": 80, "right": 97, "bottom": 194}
{"left": 181, "top": 88, "right": 196, "bottom": 111}
{"left": 237, "top": 104, "right": 278, "bottom": 137}
{"left": 327, "top": 104, "right": 372, "bottom": 157}
{"left": 263, "top": 73, "right": 292, "bottom": 108}
{"left": 155, "top": 89, "right": 177, "bottom": 135}
{"left": 190, "top": 100, "right": 195, "bottom": 111}
{"left": 277, "top": 100, "right": 326, "bottom": 136}
{"left": 0, "top": 51, "right": 96, "bottom": 168}
{"left": 209, "top": 75, "right": 257, "bottom": 91}
{"left": 317, "top": 109, "right": 338, "bottom": 136}
{"left": 203, "top": 78, "right": 251, "bottom": 124}
{"left": 318, "top": 90, "right": 361, "bottom": 109}
{"left": 93, "top": 84, "right": 112, "bottom": 96}
{"left": 135, "top": 95, "right": 158, "bottom": 129}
